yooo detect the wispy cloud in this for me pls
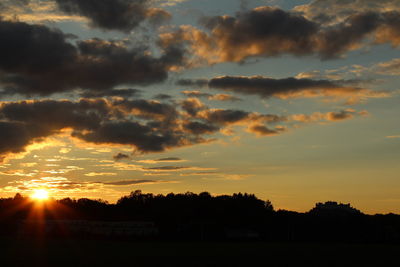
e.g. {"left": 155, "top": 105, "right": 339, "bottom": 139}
{"left": 84, "top": 172, "right": 117, "bottom": 177}
{"left": 386, "top": 135, "right": 400, "bottom": 139}
{"left": 101, "top": 179, "right": 178, "bottom": 186}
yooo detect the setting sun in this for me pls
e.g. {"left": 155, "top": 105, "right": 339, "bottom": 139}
{"left": 31, "top": 189, "right": 49, "bottom": 200}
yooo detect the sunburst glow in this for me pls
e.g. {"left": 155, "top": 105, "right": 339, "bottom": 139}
{"left": 31, "top": 189, "right": 49, "bottom": 200}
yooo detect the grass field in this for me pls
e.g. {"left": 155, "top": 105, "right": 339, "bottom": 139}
{"left": 1, "top": 238, "right": 399, "bottom": 266}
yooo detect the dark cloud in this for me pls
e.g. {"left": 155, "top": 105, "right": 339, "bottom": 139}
{"left": 0, "top": 98, "right": 361, "bottom": 161}
{"left": 317, "top": 12, "right": 383, "bottom": 58}
{"left": 326, "top": 110, "right": 355, "bottom": 121}
{"left": 248, "top": 124, "right": 285, "bottom": 136}
{"left": 72, "top": 121, "right": 180, "bottom": 153}
{"left": 0, "top": 99, "right": 110, "bottom": 130}
{"left": 0, "top": 19, "right": 76, "bottom": 76}
{"left": 54, "top": 0, "right": 170, "bottom": 32}
{"left": 0, "top": 121, "right": 44, "bottom": 157}
{"left": 180, "top": 99, "right": 287, "bottom": 136}
{"left": 113, "top": 153, "right": 131, "bottom": 161}
{"left": 204, "top": 109, "right": 250, "bottom": 125}
{"left": 180, "top": 76, "right": 367, "bottom": 99}
{"left": 0, "top": 99, "right": 204, "bottom": 160}
{"left": 183, "top": 121, "right": 220, "bottom": 135}
{"left": 184, "top": 108, "right": 282, "bottom": 135}
{"left": 161, "top": 7, "right": 400, "bottom": 62}
{"left": 71, "top": 38, "right": 181, "bottom": 91}
{"left": 0, "top": 99, "right": 108, "bottom": 158}
{"left": 0, "top": 20, "right": 184, "bottom": 96}
{"left": 157, "top": 157, "right": 183, "bottom": 162}
{"left": 201, "top": 6, "right": 318, "bottom": 59}
{"left": 160, "top": 7, "right": 318, "bottom": 63}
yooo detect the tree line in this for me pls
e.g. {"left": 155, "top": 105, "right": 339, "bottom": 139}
{"left": 0, "top": 190, "right": 399, "bottom": 242}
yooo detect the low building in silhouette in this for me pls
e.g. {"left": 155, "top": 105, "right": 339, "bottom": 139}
{"left": 19, "top": 220, "right": 159, "bottom": 238}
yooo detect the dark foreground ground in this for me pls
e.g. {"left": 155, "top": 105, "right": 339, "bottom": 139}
{"left": 1, "top": 238, "right": 399, "bottom": 267}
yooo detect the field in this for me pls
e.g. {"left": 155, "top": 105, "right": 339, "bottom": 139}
{"left": 1, "top": 238, "right": 399, "bottom": 266}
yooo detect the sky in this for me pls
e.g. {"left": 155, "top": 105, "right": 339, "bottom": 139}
{"left": 0, "top": 0, "right": 399, "bottom": 214}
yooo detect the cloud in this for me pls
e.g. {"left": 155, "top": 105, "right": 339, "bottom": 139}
{"left": 183, "top": 121, "right": 220, "bottom": 135}
{"left": 315, "top": 12, "right": 389, "bottom": 59}
{"left": 157, "top": 157, "right": 182, "bottom": 161}
{"left": 200, "top": 109, "right": 250, "bottom": 125}
{"left": 208, "top": 76, "right": 356, "bottom": 99}
{"left": 113, "top": 153, "right": 131, "bottom": 161}
{"left": 248, "top": 125, "right": 286, "bottom": 136}
{"left": 54, "top": 0, "right": 171, "bottom": 32}
{"left": 0, "top": 0, "right": 85, "bottom": 24}
{"left": 181, "top": 100, "right": 287, "bottom": 137}
{"left": 311, "top": 58, "right": 400, "bottom": 81}
{"left": 84, "top": 172, "right": 117, "bottom": 177}
{"left": 179, "top": 75, "right": 382, "bottom": 101}
{"left": 1, "top": 176, "right": 100, "bottom": 192}
{"left": 0, "top": 169, "right": 37, "bottom": 177}
{"left": 209, "top": 94, "right": 242, "bottom": 102}
{"left": 326, "top": 110, "right": 355, "bottom": 121}
{"left": 138, "top": 157, "right": 185, "bottom": 164}
{"left": 181, "top": 91, "right": 241, "bottom": 102}
{"left": 375, "top": 58, "right": 400, "bottom": 75}
{"left": 159, "top": 6, "right": 318, "bottom": 63}
{"left": 20, "top": 162, "right": 37, "bottom": 167}
{"left": 102, "top": 179, "right": 173, "bottom": 186}
{"left": 0, "top": 96, "right": 368, "bottom": 161}
{"left": 201, "top": 6, "right": 318, "bottom": 60}
{"left": 0, "top": 98, "right": 206, "bottom": 160}
{"left": 181, "top": 90, "right": 213, "bottom": 98}
{"left": 0, "top": 175, "right": 174, "bottom": 197}
{"left": 0, "top": 175, "right": 179, "bottom": 201}
{"left": 59, "top": 148, "right": 71, "bottom": 154}
{"left": 0, "top": 20, "right": 184, "bottom": 96}
{"left": 73, "top": 121, "right": 185, "bottom": 153}
{"left": 181, "top": 98, "right": 206, "bottom": 116}
{"left": 179, "top": 172, "right": 218, "bottom": 176}
{"left": 294, "top": 0, "right": 400, "bottom": 25}
{"left": 290, "top": 109, "right": 366, "bottom": 123}
{"left": 160, "top": 6, "right": 400, "bottom": 63}
{"left": 143, "top": 166, "right": 215, "bottom": 172}
{"left": 115, "top": 99, "right": 178, "bottom": 120}
{"left": 144, "top": 166, "right": 189, "bottom": 171}
{"left": 0, "top": 0, "right": 30, "bottom": 12}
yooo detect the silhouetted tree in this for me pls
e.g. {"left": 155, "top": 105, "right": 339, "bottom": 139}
{"left": 0, "top": 192, "right": 398, "bottom": 242}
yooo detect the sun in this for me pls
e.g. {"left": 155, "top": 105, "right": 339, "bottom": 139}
{"left": 31, "top": 189, "right": 49, "bottom": 200}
